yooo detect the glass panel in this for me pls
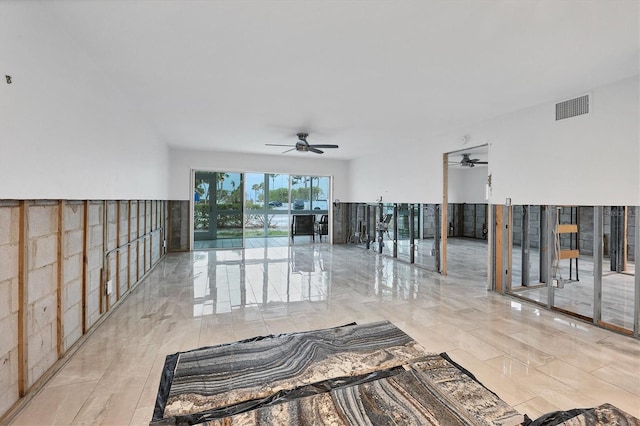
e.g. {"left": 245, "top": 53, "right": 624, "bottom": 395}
{"left": 601, "top": 206, "right": 635, "bottom": 330}
{"left": 266, "top": 174, "right": 290, "bottom": 238}
{"left": 310, "top": 176, "right": 330, "bottom": 215}
{"left": 194, "top": 171, "right": 243, "bottom": 249}
{"left": 551, "top": 206, "right": 592, "bottom": 320}
{"left": 291, "top": 175, "right": 311, "bottom": 213}
{"left": 397, "top": 203, "right": 411, "bottom": 262}
{"left": 245, "top": 173, "right": 267, "bottom": 238}
{"left": 290, "top": 175, "right": 331, "bottom": 245}
{"left": 352, "top": 203, "right": 368, "bottom": 247}
{"left": 414, "top": 204, "right": 438, "bottom": 272}
{"left": 509, "top": 205, "right": 548, "bottom": 305}
{"left": 381, "top": 203, "right": 395, "bottom": 257}
{"left": 194, "top": 171, "right": 215, "bottom": 241}
{"left": 446, "top": 203, "right": 488, "bottom": 279}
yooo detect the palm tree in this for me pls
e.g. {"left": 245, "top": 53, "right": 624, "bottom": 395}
{"left": 269, "top": 174, "right": 279, "bottom": 189}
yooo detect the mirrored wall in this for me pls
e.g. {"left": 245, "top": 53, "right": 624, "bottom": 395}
{"left": 504, "top": 205, "right": 638, "bottom": 336}
{"left": 346, "top": 202, "right": 442, "bottom": 272}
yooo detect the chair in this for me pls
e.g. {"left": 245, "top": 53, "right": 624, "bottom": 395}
{"left": 291, "top": 215, "right": 315, "bottom": 242}
{"left": 317, "top": 214, "right": 329, "bottom": 241}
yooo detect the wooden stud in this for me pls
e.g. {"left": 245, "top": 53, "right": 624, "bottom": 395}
{"left": 495, "top": 205, "right": 504, "bottom": 293}
{"left": 82, "top": 201, "right": 88, "bottom": 334}
{"left": 556, "top": 224, "right": 578, "bottom": 234}
{"left": 17, "top": 201, "right": 28, "bottom": 397}
{"left": 487, "top": 204, "right": 494, "bottom": 290}
{"left": 441, "top": 153, "right": 448, "bottom": 275}
{"left": 559, "top": 249, "right": 579, "bottom": 259}
{"left": 56, "top": 200, "right": 64, "bottom": 357}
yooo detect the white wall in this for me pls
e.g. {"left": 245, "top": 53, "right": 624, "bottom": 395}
{"left": 448, "top": 166, "right": 488, "bottom": 204}
{"left": 0, "top": 2, "right": 169, "bottom": 200}
{"left": 349, "top": 75, "right": 640, "bottom": 206}
{"left": 168, "top": 148, "right": 349, "bottom": 201}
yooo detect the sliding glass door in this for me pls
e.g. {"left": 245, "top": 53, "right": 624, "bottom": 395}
{"left": 194, "top": 171, "right": 331, "bottom": 249}
{"left": 194, "top": 171, "right": 243, "bottom": 249}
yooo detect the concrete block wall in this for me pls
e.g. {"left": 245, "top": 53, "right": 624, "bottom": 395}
{"left": 117, "top": 202, "right": 129, "bottom": 298}
{"left": 62, "top": 202, "right": 84, "bottom": 352}
{"left": 0, "top": 199, "right": 167, "bottom": 422}
{"left": 85, "top": 201, "right": 103, "bottom": 329}
{"left": 26, "top": 202, "right": 59, "bottom": 388}
{"left": 151, "top": 201, "right": 162, "bottom": 265}
{"left": 332, "top": 202, "right": 348, "bottom": 243}
{"left": 448, "top": 203, "right": 487, "bottom": 239}
{"left": 0, "top": 202, "right": 20, "bottom": 416}
{"left": 106, "top": 201, "right": 118, "bottom": 309}
{"left": 130, "top": 201, "right": 140, "bottom": 283}
{"left": 168, "top": 200, "right": 190, "bottom": 251}
{"left": 422, "top": 204, "right": 438, "bottom": 238}
{"left": 628, "top": 206, "right": 636, "bottom": 260}
{"left": 145, "top": 201, "right": 153, "bottom": 271}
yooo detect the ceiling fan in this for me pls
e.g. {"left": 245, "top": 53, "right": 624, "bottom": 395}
{"left": 456, "top": 153, "right": 488, "bottom": 167}
{"left": 265, "top": 133, "right": 339, "bottom": 154}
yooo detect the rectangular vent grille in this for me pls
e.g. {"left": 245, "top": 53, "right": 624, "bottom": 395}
{"left": 556, "top": 95, "right": 589, "bottom": 120}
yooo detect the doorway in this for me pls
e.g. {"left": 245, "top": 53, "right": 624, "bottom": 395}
{"left": 442, "top": 144, "right": 489, "bottom": 278}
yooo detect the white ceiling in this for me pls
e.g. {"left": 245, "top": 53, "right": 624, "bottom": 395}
{"left": 47, "top": 0, "right": 639, "bottom": 160}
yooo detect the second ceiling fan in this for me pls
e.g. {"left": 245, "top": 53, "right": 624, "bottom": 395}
{"left": 266, "top": 133, "right": 339, "bottom": 154}
{"left": 457, "top": 153, "right": 487, "bottom": 167}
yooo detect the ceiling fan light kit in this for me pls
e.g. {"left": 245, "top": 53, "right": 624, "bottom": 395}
{"left": 265, "top": 132, "right": 339, "bottom": 155}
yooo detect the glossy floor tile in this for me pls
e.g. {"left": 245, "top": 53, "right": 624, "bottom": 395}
{"left": 9, "top": 244, "right": 640, "bottom": 425}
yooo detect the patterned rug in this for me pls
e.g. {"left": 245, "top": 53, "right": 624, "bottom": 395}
{"left": 151, "top": 321, "right": 637, "bottom": 425}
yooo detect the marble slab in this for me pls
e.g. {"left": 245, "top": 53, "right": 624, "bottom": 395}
{"left": 526, "top": 403, "right": 640, "bottom": 426}
{"left": 201, "top": 354, "right": 524, "bottom": 426}
{"left": 558, "top": 403, "right": 640, "bottom": 425}
{"left": 155, "top": 321, "right": 429, "bottom": 422}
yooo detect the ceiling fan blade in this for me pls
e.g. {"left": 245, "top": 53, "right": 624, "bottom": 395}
{"left": 282, "top": 148, "right": 296, "bottom": 154}
{"left": 266, "top": 143, "right": 295, "bottom": 147}
{"left": 308, "top": 147, "right": 324, "bottom": 154}
{"left": 309, "top": 144, "right": 339, "bottom": 149}
{"left": 475, "top": 161, "right": 488, "bottom": 164}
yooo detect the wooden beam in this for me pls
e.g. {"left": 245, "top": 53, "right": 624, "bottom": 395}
{"left": 17, "top": 201, "right": 28, "bottom": 397}
{"left": 441, "top": 153, "right": 448, "bottom": 275}
{"left": 556, "top": 224, "right": 578, "bottom": 234}
{"left": 495, "top": 205, "right": 503, "bottom": 293}
{"left": 559, "top": 249, "right": 579, "bottom": 259}
{"left": 56, "top": 200, "right": 64, "bottom": 357}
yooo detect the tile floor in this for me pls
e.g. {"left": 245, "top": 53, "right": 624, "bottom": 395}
{"left": 9, "top": 245, "right": 640, "bottom": 425}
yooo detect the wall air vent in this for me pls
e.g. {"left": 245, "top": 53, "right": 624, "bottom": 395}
{"left": 556, "top": 94, "right": 589, "bottom": 120}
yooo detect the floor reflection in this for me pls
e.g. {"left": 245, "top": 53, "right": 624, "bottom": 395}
{"left": 190, "top": 246, "right": 333, "bottom": 317}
